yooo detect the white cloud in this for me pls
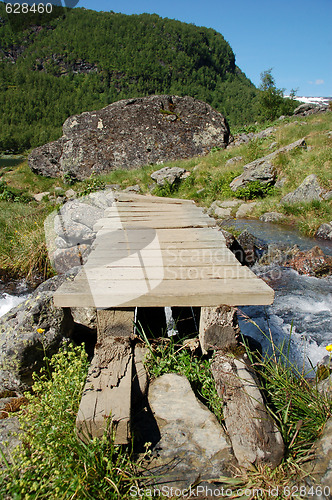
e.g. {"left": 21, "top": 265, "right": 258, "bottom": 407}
{"left": 315, "top": 79, "right": 324, "bottom": 85}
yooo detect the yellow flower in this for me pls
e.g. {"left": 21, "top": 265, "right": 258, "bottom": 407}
{"left": 37, "top": 328, "right": 45, "bottom": 334}
{"left": 326, "top": 345, "right": 332, "bottom": 352}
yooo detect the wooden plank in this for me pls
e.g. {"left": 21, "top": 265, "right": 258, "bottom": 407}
{"left": 54, "top": 278, "right": 274, "bottom": 308}
{"left": 114, "top": 192, "right": 195, "bottom": 204}
{"left": 95, "top": 220, "right": 216, "bottom": 229}
{"left": 76, "top": 337, "right": 133, "bottom": 445}
{"left": 199, "top": 306, "right": 239, "bottom": 355}
{"left": 96, "top": 308, "right": 135, "bottom": 342}
{"left": 74, "top": 266, "right": 253, "bottom": 281}
{"left": 91, "top": 241, "right": 227, "bottom": 250}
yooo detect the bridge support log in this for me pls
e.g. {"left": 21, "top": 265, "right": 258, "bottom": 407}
{"left": 199, "top": 305, "right": 240, "bottom": 355}
{"left": 76, "top": 308, "right": 135, "bottom": 445}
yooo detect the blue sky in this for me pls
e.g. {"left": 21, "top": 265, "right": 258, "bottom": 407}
{"left": 70, "top": 0, "right": 331, "bottom": 97}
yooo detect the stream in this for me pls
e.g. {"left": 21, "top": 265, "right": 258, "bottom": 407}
{"left": 1, "top": 219, "right": 331, "bottom": 372}
{"left": 223, "top": 219, "right": 332, "bottom": 372}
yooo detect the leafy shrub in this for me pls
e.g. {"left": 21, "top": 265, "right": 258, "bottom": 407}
{"left": 152, "top": 180, "right": 178, "bottom": 197}
{"left": 235, "top": 181, "right": 276, "bottom": 200}
{"left": 62, "top": 172, "right": 76, "bottom": 185}
{"left": 77, "top": 176, "right": 106, "bottom": 197}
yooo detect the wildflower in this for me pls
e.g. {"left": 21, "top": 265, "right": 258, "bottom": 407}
{"left": 326, "top": 345, "right": 332, "bottom": 352}
{"left": 37, "top": 328, "right": 45, "bottom": 334}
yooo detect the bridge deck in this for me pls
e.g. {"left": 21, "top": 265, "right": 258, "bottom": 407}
{"left": 53, "top": 193, "right": 274, "bottom": 308}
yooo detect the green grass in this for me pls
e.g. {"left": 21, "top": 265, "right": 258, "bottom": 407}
{"left": 0, "top": 201, "right": 54, "bottom": 282}
{"left": 0, "top": 343, "right": 156, "bottom": 500}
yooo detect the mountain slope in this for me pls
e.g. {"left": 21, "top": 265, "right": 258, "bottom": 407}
{"left": 0, "top": 4, "right": 259, "bottom": 153}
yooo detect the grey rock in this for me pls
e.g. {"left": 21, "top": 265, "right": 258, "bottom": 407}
{"left": 151, "top": 166, "right": 188, "bottom": 187}
{"left": 275, "top": 176, "right": 286, "bottom": 188}
{"left": 230, "top": 138, "right": 306, "bottom": 192}
{"left": 315, "top": 222, "right": 332, "bottom": 241}
{"left": 0, "top": 287, "right": 74, "bottom": 393}
{"left": 211, "top": 353, "right": 284, "bottom": 468}
{"left": 87, "top": 190, "right": 115, "bottom": 209}
{"left": 317, "top": 378, "right": 332, "bottom": 398}
{"left": 293, "top": 103, "right": 327, "bottom": 116}
{"left": 146, "top": 373, "right": 234, "bottom": 489}
{"left": 70, "top": 307, "right": 97, "bottom": 329}
{"left": 214, "top": 207, "right": 232, "bottom": 218}
{"left": 208, "top": 200, "right": 239, "bottom": 217}
{"left": 323, "top": 191, "right": 332, "bottom": 201}
{"left": 237, "top": 229, "right": 268, "bottom": 266}
{"left": 28, "top": 95, "right": 230, "bottom": 180}
{"left": 281, "top": 174, "right": 323, "bottom": 204}
{"left": 52, "top": 244, "right": 91, "bottom": 274}
{"left": 58, "top": 200, "right": 104, "bottom": 230}
{"left": 255, "top": 126, "right": 276, "bottom": 139}
{"left": 259, "top": 211, "right": 284, "bottom": 222}
{"left": 33, "top": 191, "right": 50, "bottom": 202}
{"left": 218, "top": 200, "right": 241, "bottom": 208}
{"left": 65, "top": 188, "right": 76, "bottom": 198}
{"left": 230, "top": 159, "right": 276, "bottom": 191}
{"left": 225, "top": 156, "right": 243, "bottom": 167}
{"left": 305, "top": 418, "right": 332, "bottom": 499}
{"left": 123, "top": 184, "right": 141, "bottom": 193}
{"left": 235, "top": 202, "right": 257, "bottom": 218}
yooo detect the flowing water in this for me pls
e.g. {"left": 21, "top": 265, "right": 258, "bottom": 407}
{"left": 224, "top": 219, "right": 332, "bottom": 372}
{"left": 0, "top": 281, "right": 30, "bottom": 317}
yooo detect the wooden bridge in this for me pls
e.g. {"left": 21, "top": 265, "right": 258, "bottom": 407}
{"left": 54, "top": 192, "right": 274, "bottom": 444}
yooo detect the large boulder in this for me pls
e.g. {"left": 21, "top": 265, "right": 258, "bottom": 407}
{"left": 293, "top": 103, "right": 327, "bottom": 116}
{"left": 28, "top": 95, "right": 230, "bottom": 180}
{"left": 315, "top": 222, "right": 332, "bottom": 241}
{"left": 150, "top": 166, "right": 189, "bottom": 187}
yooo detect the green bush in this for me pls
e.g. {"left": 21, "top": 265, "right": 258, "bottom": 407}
{"left": 77, "top": 176, "right": 106, "bottom": 197}
{"left": 234, "top": 181, "right": 276, "bottom": 200}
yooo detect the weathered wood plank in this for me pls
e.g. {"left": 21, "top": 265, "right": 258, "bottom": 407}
{"left": 199, "top": 306, "right": 240, "bottom": 355}
{"left": 76, "top": 309, "right": 135, "bottom": 445}
{"left": 74, "top": 266, "right": 253, "bottom": 281}
{"left": 114, "top": 192, "right": 195, "bottom": 204}
{"left": 54, "top": 277, "right": 274, "bottom": 308}
{"left": 96, "top": 308, "right": 135, "bottom": 341}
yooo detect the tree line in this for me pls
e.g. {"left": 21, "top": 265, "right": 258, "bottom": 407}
{"left": 0, "top": 4, "right": 297, "bottom": 153}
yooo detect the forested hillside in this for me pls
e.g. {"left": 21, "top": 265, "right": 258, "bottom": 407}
{"left": 1, "top": 4, "right": 274, "bottom": 153}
